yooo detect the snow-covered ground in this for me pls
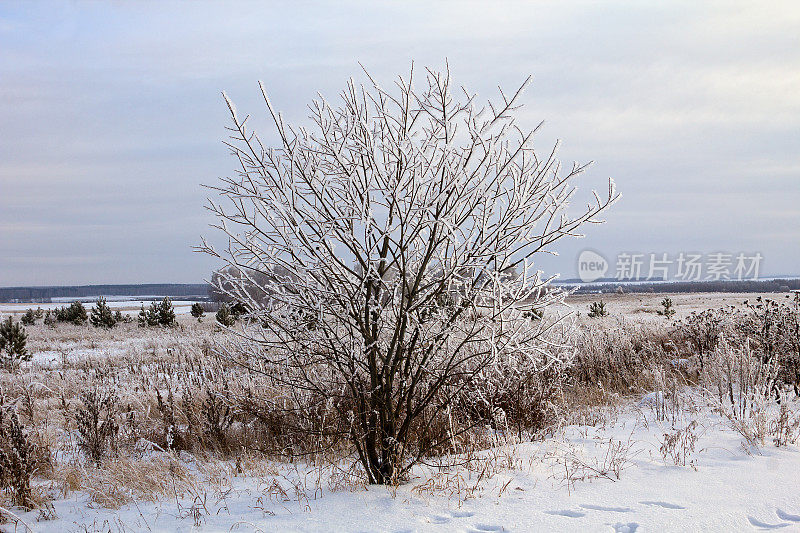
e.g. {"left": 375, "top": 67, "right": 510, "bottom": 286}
{"left": 9, "top": 397, "right": 800, "bottom": 533}
{"left": 3, "top": 294, "right": 800, "bottom": 532}
{"left": 561, "top": 292, "right": 795, "bottom": 323}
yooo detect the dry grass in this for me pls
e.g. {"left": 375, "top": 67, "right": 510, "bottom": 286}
{"left": 1, "top": 298, "right": 799, "bottom": 512}
{"left": 57, "top": 455, "right": 195, "bottom": 509}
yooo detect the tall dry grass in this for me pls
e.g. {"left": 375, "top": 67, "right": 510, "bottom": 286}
{"left": 1, "top": 301, "right": 799, "bottom": 513}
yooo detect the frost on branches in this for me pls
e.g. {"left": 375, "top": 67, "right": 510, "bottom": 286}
{"left": 200, "top": 65, "right": 617, "bottom": 484}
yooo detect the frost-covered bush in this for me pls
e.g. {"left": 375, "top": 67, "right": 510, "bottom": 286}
{"left": 75, "top": 389, "right": 119, "bottom": 466}
{"left": 198, "top": 387, "right": 234, "bottom": 454}
{"left": 676, "top": 308, "right": 725, "bottom": 368}
{"left": 570, "top": 320, "right": 680, "bottom": 394}
{"left": 738, "top": 296, "right": 800, "bottom": 392}
{"left": 703, "top": 339, "right": 782, "bottom": 447}
{"left": 687, "top": 297, "right": 800, "bottom": 392}
{"left": 460, "top": 322, "right": 574, "bottom": 441}
{"left": 154, "top": 386, "right": 186, "bottom": 451}
{"left": 201, "top": 65, "right": 616, "bottom": 483}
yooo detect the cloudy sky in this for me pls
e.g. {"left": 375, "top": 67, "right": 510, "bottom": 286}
{"left": 1, "top": 1, "right": 798, "bottom": 286}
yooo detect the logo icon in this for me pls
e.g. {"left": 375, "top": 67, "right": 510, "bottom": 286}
{"left": 578, "top": 250, "right": 609, "bottom": 283}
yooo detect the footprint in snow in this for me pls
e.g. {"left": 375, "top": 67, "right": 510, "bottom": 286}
{"left": 748, "top": 516, "right": 791, "bottom": 530}
{"left": 639, "top": 500, "right": 686, "bottom": 510}
{"left": 467, "top": 524, "right": 506, "bottom": 532}
{"left": 776, "top": 509, "right": 800, "bottom": 522}
{"left": 580, "top": 504, "right": 633, "bottom": 513}
{"left": 431, "top": 510, "right": 474, "bottom": 523}
{"left": 545, "top": 509, "right": 586, "bottom": 518}
{"left": 613, "top": 523, "right": 639, "bottom": 533}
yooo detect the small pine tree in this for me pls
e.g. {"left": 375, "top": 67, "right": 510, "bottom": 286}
{"left": 139, "top": 298, "right": 176, "bottom": 327}
{"left": 113, "top": 310, "right": 129, "bottom": 324}
{"left": 90, "top": 297, "right": 117, "bottom": 329}
{"left": 157, "top": 297, "right": 176, "bottom": 327}
{"left": 0, "top": 402, "right": 36, "bottom": 509}
{"left": 138, "top": 302, "right": 160, "bottom": 327}
{"left": 34, "top": 307, "right": 44, "bottom": 319}
{"left": 588, "top": 300, "right": 608, "bottom": 318}
{"left": 0, "top": 316, "right": 29, "bottom": 366}
{"left": 190, "top": 302, "right": 205, "bottom": 320}
{"left": 523, "top": 308, "right": 544, "bottom": 321}
{"left": 216, "top": 303, "right": 235, "bottom": 327}
{"left": 43, "top": 310, "right": 56, "bottom": 327}
{"left": 657, "top": 297, "right": 676, "bottom": 318}
{"left": 57, "top": 301, "right": 88, "bottom": 325}
{"left": 20, "top": 309, "right": 36, "bottom": 326}
{"left": 72, "top": 301, "right": 88, "bottom": 325}
{"left": 229, "top": 301, "right": 248, "bottom": 320}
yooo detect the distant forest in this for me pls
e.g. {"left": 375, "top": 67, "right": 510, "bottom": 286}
{"left": 566, "top": 278, "right": 800, "bottom": 294}
{"left": 2, "top": 278, "right": 798, "bottom": 303}
{"left": 0, "top": 284, "right": 210, "bottom": 303}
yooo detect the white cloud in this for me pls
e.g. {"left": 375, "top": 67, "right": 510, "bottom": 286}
{"left": 1, "top": 0, "right": 798, "bottom": 285}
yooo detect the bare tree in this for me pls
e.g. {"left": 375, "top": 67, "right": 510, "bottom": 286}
{"left": 200, "top": 64, "right": 617, "bottom": 484}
